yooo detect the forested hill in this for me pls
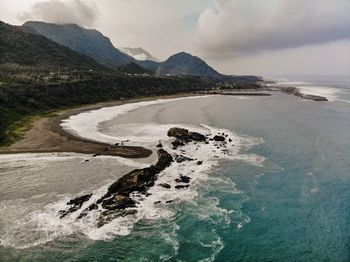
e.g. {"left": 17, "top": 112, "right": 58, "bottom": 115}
{"left": 0, "top": 21, "right": 107, "bottom": 70}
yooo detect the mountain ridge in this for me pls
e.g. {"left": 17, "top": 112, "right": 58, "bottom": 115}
{"left": 23, "top": 21, "right": 225, "bottom": 79}
{"left": 23, "top": 21, "right": 135, "bottom": 67}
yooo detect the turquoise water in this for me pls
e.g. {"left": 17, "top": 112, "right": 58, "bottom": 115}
{"left": 1, "top": 77, "right": 350, "bottom": 261}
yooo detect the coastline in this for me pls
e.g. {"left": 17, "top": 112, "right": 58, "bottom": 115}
{"left": 0, "top": 93, "right": 203, "bottom": 158}
{"left": 0, "top": 84, "right": 328, "bottom": 158}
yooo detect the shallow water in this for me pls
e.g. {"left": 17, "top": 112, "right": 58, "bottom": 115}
{"left": 1, "top": 83, "right": 350, "bottom": 261}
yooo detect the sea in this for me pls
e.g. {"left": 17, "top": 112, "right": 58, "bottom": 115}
{"left": 0, "top": 75, "right": 350, "bottom": 261}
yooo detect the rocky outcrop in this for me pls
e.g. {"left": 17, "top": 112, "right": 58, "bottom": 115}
{"left": 59, "top": 149, "right": 173, "bottom": 224}
{"left": 58, "top": 127, "right": 232, "bottom": 227}
{"left": 168, "top": 127, "right": 206, "bottom": 142}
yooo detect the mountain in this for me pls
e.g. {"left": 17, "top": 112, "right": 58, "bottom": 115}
{"left": 23, "top": 21, "right": 134, "bottom": 67}
{"left": 155, "top": 52, "right": 222, "bottom": 79}
{"left": 23, "top": 21, "right": 224, "bottom": 79}
{"left": 0, "top": 21, "right": 106, "bottom": 70}
{"left": 121, "top": 47, "right": 158, "bottom": 61}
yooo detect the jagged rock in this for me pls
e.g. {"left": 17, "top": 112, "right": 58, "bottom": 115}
{"left": 159, "top": 183, "right": 171, "bottom": 189}
{"left": 59, "top": 194, "right": 92, "bottom": 218}
{"left": 106, "top": 149, "right": 173, "bottom": 196}
{"left": 156, "top": 142, "right": 163, "bottom": 148}
{"left": 214, "top": 135, "right": 225, "bottom": 142}
{"left": 101, "top": 195, "right": 136, "bottom": 210}
{"left": 62, "top": 149, "right": 173, "bottom": 226}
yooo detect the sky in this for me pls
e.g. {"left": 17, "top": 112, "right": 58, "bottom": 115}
{"left": 0, "top": 0, "right": 349, "bottom": 76}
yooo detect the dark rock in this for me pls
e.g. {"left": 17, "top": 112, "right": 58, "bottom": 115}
{"left": 175, "top": 175, "right": 191, "bottom": 183}
{"left": 172, "top": 139, "right": 185, "bottom": 149}
{"left": 64, "top": 149, "right": 173, "bottom": 226}
{"left": 59, "top": 194, "right": 92, "bottom": 218}
{"left": 154, "top": 201, "right": 161, "bottom": 204}
{"left": 101, "top": 195, "right": 136, "bottom": 210}
{"left": 174, "top": 154, "right": 194, "bottom": 163}
{"left": 168, "top": 127, "right": 206, "bottom": 142}
{"left": 159, "top": 183, "right": 171, "bottom": 189}
{"left": 228, "top": 138, "right": 232, "bottom": 142}
{"left": 114, "top": 143, "right": 119, "bottom": 146}
{"left": 106, "top": 149, "right": 173, "bottom": 196}
{"left": 156, "top": 142, "right": 163, "bottom": 148}
{"left": 92, "top": 153, "right": 101, "bottom": 157}
{"left": 165, "top": 200, "right": 174, "bottom": 204}
{"left": 197, "top": 161, "right": 203, "bottom": 165}
{"left": 214, "top": 135, "right": 225, "bottom": 142}
{"left": 175, "top": 185, "right": 190, "bottom": 189}
{"left": 168, "top": 127, "right": 189, "bottom": 139}
{"left": 205, "top": 141, "right": 209, "bottom": 144}
{"left": 190, "top": 132, "right": 206, "bottom": 142}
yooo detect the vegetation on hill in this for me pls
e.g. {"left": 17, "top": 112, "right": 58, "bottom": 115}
{"left": 0, "top": 21, "right": 107, "bottom": 71}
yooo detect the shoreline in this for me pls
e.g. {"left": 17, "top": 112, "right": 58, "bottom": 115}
{"left": 0, "top": 93, "right": 206, "bottom": 158}
{"left": 0, "top": 89, "right": 275, "bottom": 158}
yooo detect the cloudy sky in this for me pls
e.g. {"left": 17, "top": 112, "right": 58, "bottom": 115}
{"left": 1, "top": 0, "right": 349, "bottom": 76}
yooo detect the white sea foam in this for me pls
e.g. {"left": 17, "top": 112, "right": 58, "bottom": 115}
{"left": 296, "top": 86, "right": 339, "bottom": 102}
{"left": 271, "top": 80, "right": 340, "bottom": 101}
{"left": 60, "top": 96, "right": 212, "bottom": 147}
{"left": 1, "top": 97, "right": 265, "bottom": 250}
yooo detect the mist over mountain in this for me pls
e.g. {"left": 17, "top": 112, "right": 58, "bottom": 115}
{"left": 121, "top": 47, "right": 158, "bottom": 62}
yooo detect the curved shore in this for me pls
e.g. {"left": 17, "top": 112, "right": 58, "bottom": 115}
{"left": 0, "top": 94, "right": 200, "bottom": 158}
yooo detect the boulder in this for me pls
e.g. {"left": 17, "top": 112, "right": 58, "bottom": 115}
{"left": 159, "top": 183, "right": 171, "bottom": 189}
{"left": 189, "top": 132, "right": 206, "bottom": 142}
{"left": 168, "top": 127, "right": 189, "bottom": 139}
{"left": 213, "top": 135, "right": 225, "bottom": 142}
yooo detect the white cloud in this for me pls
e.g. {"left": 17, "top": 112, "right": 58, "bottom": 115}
{"left": 17, "top": 0, "right": 99, "bottom": 27}
{"left": 195, "top": 0, "right": 350, "bottom": 58}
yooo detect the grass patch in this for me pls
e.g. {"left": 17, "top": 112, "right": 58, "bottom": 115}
{"left": 2, "top": 111, "right": 59, "bottom": 147}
